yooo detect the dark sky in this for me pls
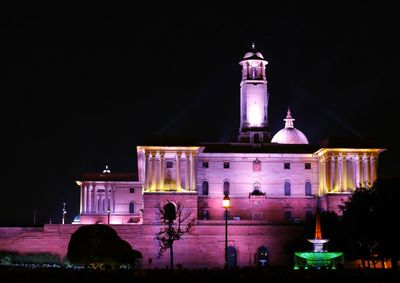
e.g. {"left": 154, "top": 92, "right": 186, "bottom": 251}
{"left": 1, "top": 4, "right": 399, "bottom": 226}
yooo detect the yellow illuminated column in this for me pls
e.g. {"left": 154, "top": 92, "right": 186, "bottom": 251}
{"left": 330, "top": 154, "right": 337, "bottom": 192}
{"left": 337, "top": 154, "right": 343, "bottom": 192}
{"left": 191, "top": 153, "right": 196, "bottom": 191}
{"left": 185, "top": 153, "right": 190, "bottom": 190}
{"left": 159, "top": 153, "right": 165, "bottom": 191}
{"left": 370, "top": 154, "right": 376, "bottom": 184}
{"left": 322, "top": 158, "right": 327, "bottom": 194}
{"left": 83, "top": 186, "right": 87, "bottom": 213}
{"left": 362, "top": 154, "right": 369, "bottom": 187}
{"left": 151, "top": 153, "right": 157, "bottom": 191}
{"left": 342, "top": 154, "right": 347, "bottom": 191}
{"left": 176, "top": 153, "right": 181, "bottom": 190}
{"left": 145, "top": 152, "right": 150, "bottom": 190}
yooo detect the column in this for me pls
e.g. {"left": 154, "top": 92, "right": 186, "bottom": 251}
{"left": 362, "top": 154, "right": 369, "bottom": 187}
{"left": 105, "top": 185, "right": 109, "bottom": 211}
{"left": 342, "top": 154, "right": 348, "bottom": 191}
{"left": 185, "top": 153, "right": 190, "bottom": 191}
{"left": 145, "top": 152, "right": 150, "bottom": 190}
{"left": 151, "top": 153, "right": 157, "bottom": 191}
{"left": 111, "top": 187, "right": 115, "bottom": 213}
{"left": 370, "top": 154, "right": 376, "bottom": 184}
{"left": 322, "top": 158, "right": 327, "bottom": 194}
{"left": 87, "top": 186, "right": 92, "bottom": 213}
{"left": 159, "top": 153, "right": 165, "bottom": 191}
{"left": 83, "top": 186, "right": 87, "bottom": 213}
{"left": 337, "top": 154, "right": 343, "bottom": 192}
{"left": 93, "top": 185, "right": 98, "bottom": 213}
{"left": 176, "top": 153, "right": 181, "bottom": 190}
{"left": 191, "top": 153, "right": 196, "bottom": 191}
{"left": 318, "top": 160, "right": 324, "bottom": 195}
{"left": 354, "top": 155, "right": 361, "bottom": 189}
{"left": 330, "top": 154, "right": 337, "bottom": 192}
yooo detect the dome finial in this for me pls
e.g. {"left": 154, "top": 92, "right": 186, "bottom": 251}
{"left": 103, "top": 165, "right": 111, "bottom": 174}
{"left": 284, "top": 107, "right": 295, "bottom": 128}
{"left": 251, "top": 42, "right": 256, "bottom": 49}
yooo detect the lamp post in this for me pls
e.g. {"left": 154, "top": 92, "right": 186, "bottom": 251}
{"left": 107, "top": 208, "right": 111, "bottom": 224}
{"left": 223, "top": 194, "right": 230, "bottom": 268}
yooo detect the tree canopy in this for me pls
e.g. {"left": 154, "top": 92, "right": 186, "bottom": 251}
{"left": 67, "top": 224, "right": 142, "bottom": 268}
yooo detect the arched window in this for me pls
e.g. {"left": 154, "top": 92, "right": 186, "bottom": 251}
{"left": 284, "top": 181, "right": 291, "bottom": 196}
{"left": 202, "top": 181, "right": 209, "bottom": 196}
{"left": 305, "top": 181, "right": 312, "bottom": 196}
{"left": 164, "top": 202, "right": 176, "bottom": 221}
{"left": 257, "top": 246, "right": 269, "bottom": 267}
{"left": 223, "top": 181, "right": 230, "bottom": 196}
{"left": 129, "top": 202, "right": 135, "bottom": 214}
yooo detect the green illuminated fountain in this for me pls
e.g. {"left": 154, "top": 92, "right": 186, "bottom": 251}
{"left": 294, "top": 207, "right": 343, "bottom": 270}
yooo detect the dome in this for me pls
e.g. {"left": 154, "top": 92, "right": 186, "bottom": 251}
{"left": 271, "top": 108, "right": 309, "bottom": 144}
{"left": 271, "top": 128, "right": 309, "bottom": 144}
{"left": 243, "top": 43, "right": 264, "bottom": 59}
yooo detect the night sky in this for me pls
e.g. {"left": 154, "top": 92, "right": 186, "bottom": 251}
{"left": 1, "top": 4, "right": 399, "bottom": 226}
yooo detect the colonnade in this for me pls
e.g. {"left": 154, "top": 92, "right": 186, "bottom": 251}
{"left": 80, "top": 185, "right": 115, "bottom": 214}
{"left": 319, "top": 152, "right": 377, "bottom": 194}
{"left": 144, "top": 151, "right": 197, "bottom": 191}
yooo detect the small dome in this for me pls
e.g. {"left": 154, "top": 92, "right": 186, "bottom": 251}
{"left": 243, "top": 43, "right": 264, "bottom": 60}
{"left": 271, "top": 128, "right": 309, "bottom": 144}
{"left": 271, "top": 108, "right": 309, "bottom": 144}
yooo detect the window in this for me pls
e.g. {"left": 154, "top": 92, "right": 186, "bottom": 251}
{"left": 202, "top": 181, "right": 209, "bottom": 196}
{"left": 284, "top": 181, "right": 291, "bottom": 196}
{"left": 164, "top": 202, "right": 176, "bottom": 221}
{"left": 129, "top": 202, "right": 135, "bottom": 214}
{"left": 166, "top": 161, "right": 173, "bottom": 168}
{"left": 284, "top": 163, "right": 290, "bottom": 169}
{"left": 223, "top": 162, "right": 230, "bottom": 169}
{"left": 223, "top": 181, "right": 230, "bottom": 195}
{"left": 305, "top": 181, "right": 312, "bottom": 196}
{"left": 202, "top": 161, "right": 209, "bottom": 168}
{"left": 129, "top": 188, "right": 135, "bottom": 193}
{"left": 284, "top": 211, "right": 292, "bottom": 221}
{"left": 305, "top": 163, "right": 311, "bottom": 169}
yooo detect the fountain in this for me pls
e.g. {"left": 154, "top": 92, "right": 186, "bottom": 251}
{"left": 294, "top": 206, "right": 343, "bottom": 269}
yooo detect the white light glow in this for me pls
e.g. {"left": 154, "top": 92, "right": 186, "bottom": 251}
{"left": 248, "top": 103, "right": 262, "bottom": 126}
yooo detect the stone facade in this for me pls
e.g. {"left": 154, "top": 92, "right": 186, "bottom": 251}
{"left": 0, "top": 46, "right": 385, "bottom": 268}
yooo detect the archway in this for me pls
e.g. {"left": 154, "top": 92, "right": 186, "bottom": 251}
{"left": 257, "top": 246, "right": 269, "bottom": 267}
{"left": 227, "top": 246, "right": 237, "bottom": 268}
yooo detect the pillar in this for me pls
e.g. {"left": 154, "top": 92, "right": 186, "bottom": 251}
{"left": 370, "top": 154, "right": 376, "bottom": 184}
{"left": 151, "top": 153, "right": 157, "bottom": 191}
{"left": 185, "top": 153, "right": 190, "bottom": 190}
{"left": 362, "top": 154, "right": 369, "bottom": 187}
{"left": 159, "top": 153, "right": 165, "bottom": 191}
{"left": 337, "top": 154, "right": 343, "bottom": 192}
{"left": 145, "top": 152, "right": 150, "bottom": 190}
{"left": 176, "top": 153, "right": 181, "bottom": 190}
{"left": 342, "top": 154, "right": 348, "bottom": 191}
{"left": 93, "top": 185, "right": 98, "bottom": 213}
{"left": 191, "top": 153, "right": 196, "bottom": 191}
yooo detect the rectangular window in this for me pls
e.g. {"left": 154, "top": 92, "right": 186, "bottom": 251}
{"left": 129, "top": 188, "right": 135, "bottom": 193}
{"left": 166, "top": 161, "right": 173, "bottom": 168}
{"left": 223, "top": 162, "right": 230, "bottom": 169}
{"left": 202, "top": 161, "right": 209, "bottom": 168}
{"left": 305, "top": 163, "right": 311, "bottom": 169}
{"left": 202, "top": 210, "right": 209, "bottom": 220}
{"left": 284, "top": 163, "right": 290, "bottom": 169}
{"left": 284, "top": 210, "right": 292, "bottom": 221}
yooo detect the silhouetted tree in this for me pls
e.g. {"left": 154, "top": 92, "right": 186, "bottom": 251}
{"left": 67, "top": 224, "right": 142, "bottom": 269}
{"left": 340, "top": 177, "right": 400, "bottom": 269}
{"left": 156, "top": 201, "right": 196, "bottom": 269}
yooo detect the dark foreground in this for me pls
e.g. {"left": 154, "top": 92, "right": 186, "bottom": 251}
{"left": 1, "top": 267, "right": 399, "bottom": 283}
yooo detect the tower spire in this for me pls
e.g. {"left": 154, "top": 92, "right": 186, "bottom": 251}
{"left": 284, "top": 108, "right": 295, "bottom": 128}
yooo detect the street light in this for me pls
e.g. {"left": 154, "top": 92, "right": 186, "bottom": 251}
{"left": 107, "top": 208, "right": 111, "bottom": 224}
{"left": 223, "top": 194, "right": 230, "bottom": 268}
